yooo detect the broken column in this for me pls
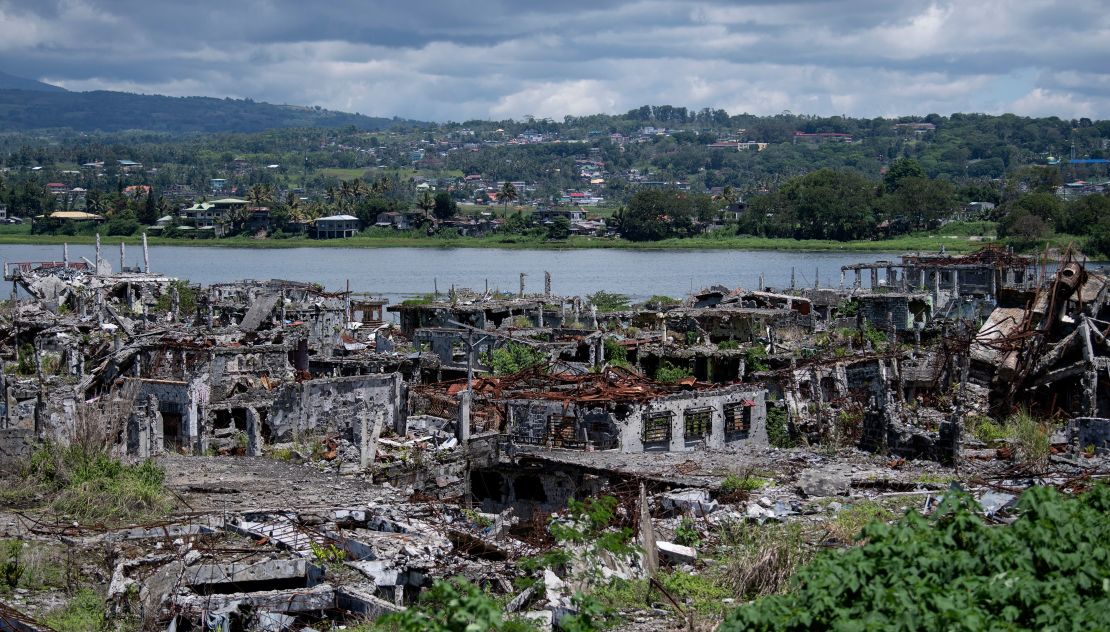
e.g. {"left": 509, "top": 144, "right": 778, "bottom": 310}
{"left": 245, "top": 407, "right": 261, "bottom": 456}
{"left": 457, "top": 389, "right": 471, "bottom": 444}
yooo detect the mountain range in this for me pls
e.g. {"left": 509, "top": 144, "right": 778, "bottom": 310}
{"left": 0, "top": 71, "right": 413, "bottom": 133}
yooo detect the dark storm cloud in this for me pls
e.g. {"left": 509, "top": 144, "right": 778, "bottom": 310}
{"left": 1, "top": 0, "right": 1107, "bottom": 120}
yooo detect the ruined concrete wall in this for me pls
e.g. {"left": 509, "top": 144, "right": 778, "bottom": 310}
{"left": 859, "top": 296, "right": 911, "bottom": 331}
{"left": 617, "top": 386, "right": 767, "bottom": 453}
{"left": 0, "top": 428, "right": 34, "bottom": 466}
{"left": 268, "top": 373, "right": 404, "bottom": 443}
{"left": 208, "top": 346, "right": 293, "bottom": 401}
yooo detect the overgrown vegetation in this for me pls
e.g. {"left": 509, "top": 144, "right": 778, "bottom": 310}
{"left": 765, "top": 405, "right": 793, "bottom": 448}
{"left": 602, "top": 338, "right": 629, "bottom": 368}
{"left": 721, "top": 473, "right": 771, "bottom": 494}
{"left": 723, "top": 484, "right": 1110, "bottom": 631}
{"left": 20, "top": 443, "right": 174, "bottom": 524}
{"left": 654, "top": 360, "right": 692, "bottom": 383}
{"left": 365, "top": 577, "right": 538, "bottom": 631}
{"left": 586, "top": 290, "right": 630, "bottom": 313}
{"left": 487, "top": 342, "right": 547, "bottom": 375}
{"left": 42, "top": 588, "right": 107, "bottom": 632}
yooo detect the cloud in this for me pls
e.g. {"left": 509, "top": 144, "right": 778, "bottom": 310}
{"left": 3, "top": 0, "right": 1110, "bottom": 120}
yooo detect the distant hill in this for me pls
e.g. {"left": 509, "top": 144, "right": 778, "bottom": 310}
{"left": 0, "top": 88, "right": 417, "bottom": 133}
{"left": 0, "top": 71, "right": 67, "bottom": 92}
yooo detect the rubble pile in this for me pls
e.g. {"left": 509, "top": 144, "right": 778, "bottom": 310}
{"left": 2, "top": 241, "right": 1109, "bottom": 630}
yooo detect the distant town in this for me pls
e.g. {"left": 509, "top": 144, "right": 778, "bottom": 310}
{"left": 1, "top": 108, "right": 1107, "bottom": 256}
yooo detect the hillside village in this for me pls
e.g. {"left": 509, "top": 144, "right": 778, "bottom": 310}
{"left": 1, "top": 110, "right": 1109, "bottom": 256}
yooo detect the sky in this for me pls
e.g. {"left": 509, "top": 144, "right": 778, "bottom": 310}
{"left": 1, "top": 0, "right": 1107, "bottom": 122}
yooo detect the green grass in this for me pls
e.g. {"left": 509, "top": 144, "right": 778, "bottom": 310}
{"left": 21, "top": 443, "right": 174, "bottom": 525}
{"left": 4, "top": 223, "right": 1093, "bottom": 256}
{"left": 721, "top": 473, "right": 772, "bottom": 493}
{"left": 317, "top": 167, "right": 372, "bottom": 179}
{"left": 42, "top": 588, "right": 106, "bottom": 632}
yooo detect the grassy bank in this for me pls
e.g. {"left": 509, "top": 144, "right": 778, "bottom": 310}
{"left": 0, "top": 225, "right": 1021, "bottom": 254}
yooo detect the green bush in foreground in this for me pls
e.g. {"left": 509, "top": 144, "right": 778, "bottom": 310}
{"left": 722, "top": 484, "right": 1110, "bottom": 631}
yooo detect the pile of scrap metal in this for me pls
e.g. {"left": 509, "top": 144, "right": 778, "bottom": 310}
{"left": 972, "top": 251, "right": 1110, "bottom": 450}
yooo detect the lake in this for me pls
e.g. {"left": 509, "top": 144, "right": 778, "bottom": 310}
{"left": 2, "top": 244, "right": 902, "bottom": 304}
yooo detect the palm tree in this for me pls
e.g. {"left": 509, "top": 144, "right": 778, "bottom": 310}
{"left": 247, "top": 183, "right": 272, "bottom": 208}
{"left": 499, "top": 181, "right": 518, "bottom": 212}
{"left": 416, "top": 190, "right": 435, "bottom": 219}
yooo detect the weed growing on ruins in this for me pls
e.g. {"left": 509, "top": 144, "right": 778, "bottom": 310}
{"left": 721, "top": 484, "right": 1110, "bottom": 631}
{"left": 400, "top": 293, "right": 436, "bottom": 306}
{"left": 602, "top": 338, "right": 629, "bottom": 368}
{"left": 744, "top": 346, "right": 769, "bottom": 372}
{"left": 462, "top": 508, "right": 493, "bottom": 528}
{"left": 23, "top": 443, "right": 173, "bottom": 524}
{"left": 43, "top": 588, "right": 106, "bottom": 632}
{"left": 152, "top": 279, "right": 197, "bottom": 315}
{"left": 0, "top": 540, "right": 66, "bottom": 591}
{"left": 1, "top": 540, "right": 23, "bottom": 590}
{"left": 824, "top": 501, "right": 894, "bottom": 543}
{"left": 643, "top": 295, "right": 680, "bottom": 308}
{"left": 309, "top": 541, "right": 347, "bottom": 564}
{"left": 586, "top": 290, "right": 630, "bottom": 313}
{"left": 655, "top": 361, "right": 692, "bottom": 383}
{"left": 721, "top": 474, "right": 770, "bottom": 494}
{"left": 674, "top": 516, "right": 701, "bottom": 547}
{"left": 487, "top": 342, "right": 546, "bottom": 375}
{"left": 717, "top": 339, "right": 740, "bottom": 350}
{"left": 966, "top": 414, "right": 1008, "bottom": 444}
{"left": 715, "top": 521, "right": 813, "bottom": 600}
{"left": 1010, "top": 408, "right": 1050, "bottom": 467}
{"left": 365, "top": 576, "right": 539, "bottom": 632}
{"left": 861, "top": 325, "right": 888, "bottom": 351}
{"left": 765, "top": 405, "right": 793, "bottom": 448}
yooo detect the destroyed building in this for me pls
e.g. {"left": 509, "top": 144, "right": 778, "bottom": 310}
{"left": 4, "top": 241, "right": 1110, "bottom": 631}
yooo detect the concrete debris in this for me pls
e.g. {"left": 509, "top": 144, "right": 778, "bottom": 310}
{"left": 3, "top": 244, "right": 1110, "bottom": 630}
{"left": 660, "top": 488, "right": 717, "bottom": 516}
{"left": 798, "top": 468, "right": 852, "bottom": 497}
{"left": 656, "top": 540, "right": 698, "bottom": 564}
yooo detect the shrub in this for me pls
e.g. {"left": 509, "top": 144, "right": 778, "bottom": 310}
{"left": 655, "top": 361, "right": 691, "bottom": 383}
{"left": 744, "top": 346, "right": 769, "bottom": 372}
{"left": 367, "top": 577, "right": 539, "bottom": 631}
{"left": 586, "top": 290, "right": 630, "bottom": 312}
{"left": 487, "top": 342, "right": 546, "bottom": 375}
{"left": 722, "top": 485, "right": 1110, "bottom": 631}
{"left": 765, "top": 406, "right": 793, "bottom": 448}
{"left": 105, "top": 217, "right": 139, "bottom": 236}
{"left": 674, "top": 516, "right": 701, "bottom": 547}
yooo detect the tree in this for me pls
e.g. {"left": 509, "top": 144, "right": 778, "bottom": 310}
{"left": 499, "top": 181, "right": 518, "bottom": 211}
{"left": 416, "top": 190, "right": 435, "bottom": 219}
{"left": 619, "top": 190, "right": 698, "bottom": 241}
{"left": 883, "top": 158, "right": 926, "bottom": 192}
{"left": 884, "top": 177, "right": 956, "bottom": 230}
{"left": 138, "top": 189, "right": 159, "bottom": 225}
{"left": 777, "top": 169, "right": 877, "bottom": 240}
{"left": 548, "top": 215, "right": 571, "bottom": 240}
{"left": 432, "top": 192, "right": 457, "bottom": 220}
